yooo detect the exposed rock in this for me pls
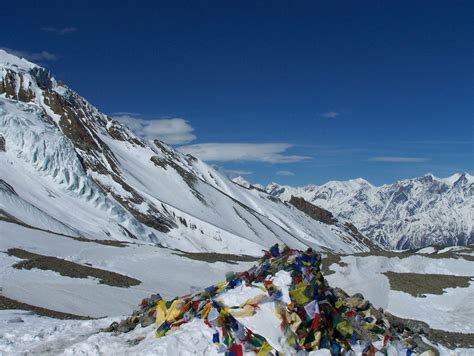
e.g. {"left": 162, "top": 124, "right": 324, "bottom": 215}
{"left": 0, "top": 135, "right": 5, "bottom": 152}
{"left": 385, "top": 312, "right": 474, "bottom": 350}
{"left": 150, "top": 155, "right": 206, "bottom": 205}
{"left": 345, "top": 295, "right": 369, "bottom": 310}
{"left": 0, "top": 179, "right": 16, "bottom": 195}
{"left": 289, "top": 195, "right": 336, "bottom": 225}
{"left": 103, "top": 294, "right": 162, "bottom": 334}
{"left": 344, "top": 222, "right": 383, "bottom": 251}
{"left": 106, "top": 119, "right": 145, "bottom": 147}
{"left": 127, "top": 336, "right": 146, "bottom": 346}
{"left": 0, "top": 70, "right": 35, "bottom": 102}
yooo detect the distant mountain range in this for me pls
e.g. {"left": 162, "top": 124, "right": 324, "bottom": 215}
{"left": 247, "top": 173, "right": 472, "bottom": 249}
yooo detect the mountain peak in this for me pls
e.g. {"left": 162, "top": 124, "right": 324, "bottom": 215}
{"left": 0, "top": 49, "right": 39, "bottom": 71}
{"left": 435, "top": 172, "right": 473, "bottom": 186}
{"left": 350, "top": 177, "right": 371, "bottom": 184}
{"left": 232, "top": 176, "right": 252, "bottom": 188}
{"left": 0, "top": 49, "right": 58, "bottom": 107}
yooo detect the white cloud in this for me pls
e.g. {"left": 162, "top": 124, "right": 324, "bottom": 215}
{"left": 223, "top": 169, "right": 253, "bottom": 176}
{"left": 110, "top": 111, "right": 141, "bottom": 116}
{"left": 0, "top": 47, "right": 57, "bottom": 61}
{"left": 42, "top": 26, "right": 77, "bottom": 35}
{"left": 32, "top": 51, "right": 57, "bottom": 61}
{"left": 211, "top": 166, "right": 253, "bottom": 179}
{"left": 113, "top": 115, "right": 196, "bottom": 145}
{"left": 179, "top": 143, "right": 310, "bottom": 163}
{"left": 276, "top": 170, "right": 295, "bottom": 176}
{"left": 369, "top": 156, "right": 429, "bottom": 163}
{"left": 320, "top": 111, "right": 340, "bottom": 118}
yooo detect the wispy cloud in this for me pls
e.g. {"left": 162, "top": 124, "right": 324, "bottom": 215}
{"left": 0, "top": 47, "right": 57, "bottom": 61}
{"left": 225, "top": 169, "right": 253, "bottom": 176}
{"left": 320, "top": 111, "right": 340, "bottom": 118}
{"left": 276, "top": 170, "right": 295, "bottom": 176}
{"left": 42, "top": 26, "right": 77, "bottom": 35}
{"left": 211, "top": 166, "right": 253, "bottom": 179}
{"left": 405, "top": 140, "right": 473, "bottom": 145}
{"left": 368, "top": 156, "right": 430, "bottom": 163}
{"left": 113, "top": 115, "right": 196, "bottom": 145}
{"left": 110, "top": 111, "right": 141, "bottom": 117}
{"left": 179, "top": 143, "right": 311, "bottom": 163}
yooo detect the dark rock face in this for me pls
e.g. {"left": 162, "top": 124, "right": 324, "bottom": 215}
{"left": 0, "top": 179, "right": 16, "bottom": 195}
{"left": 107, "top": 120, "right": 145, "bottom": 147}
{"left": 29, "top": 67, "right": 54, "bottom": 90}
{"left": 344, "top": 222, "right": 382, "bottom": 251}
{"left": 102, "top": 294, "right": 162, "bottom": 334}
{"left": 0, "top": 135, "right": 5, "bottom": 152}
{"left": 0, "top": 70, "right": 36, "bottom": 102}
{"left": 289, "top": 195, "right": 336, "bottom": 225}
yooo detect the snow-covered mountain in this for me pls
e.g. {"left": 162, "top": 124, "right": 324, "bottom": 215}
{"left": 0, "top": 49, "right": 372, "bottom": 255}
{"left": 0, "top": 50, "right": 473, "bottom": 355}
{"left": 263, "top": 173, "right": 473, "bottom": 249}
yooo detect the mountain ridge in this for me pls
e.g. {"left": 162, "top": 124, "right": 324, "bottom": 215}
{"left": 0, "top": 49, "right": 372, "bottom": 255}
{"left": 252, "top": 172, "right": 473, "bottom": 249}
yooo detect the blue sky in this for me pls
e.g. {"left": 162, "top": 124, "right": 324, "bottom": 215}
{"left": 2, "top": 1, "right": 472, "bottom": 185}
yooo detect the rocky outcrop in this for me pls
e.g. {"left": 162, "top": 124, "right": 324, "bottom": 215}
{"left": 0, "top": 70, "right": 36, "bottom": 102}
{"left": 0, "top": 179, "right": 16, "bottom": 195}
{"left": 289, "top": 195, "right": 336, "bottom": 225}
{"left": 343, "top": 222, "right": 382, "bottom": 251}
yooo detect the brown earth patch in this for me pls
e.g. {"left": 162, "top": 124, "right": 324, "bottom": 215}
{"left": 7, "top": 248, "right": 141, "bottom": 288}
{"left": 288, "top": 196, "right": 336, "bottom": 225}
{"left": 382, "top": 271, "right": 472, "bottom": 297}
{"left": 386, "top": 312, "right": 474, "bottom": 349}
{"left": 320, "top": 253, "right": 347, "bottom": 276}
{"left": 0, "top": 295, "right": 93, "bottom": 320}
{"left": 172, "top": 250, "right": 259, "bottom": 265}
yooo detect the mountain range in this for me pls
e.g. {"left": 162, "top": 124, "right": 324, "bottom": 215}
{"left": 259, "top": 173, "right": 473, "bottom": 249}
{"left": 0, "top": 49, "right": 373, "bottom": 256}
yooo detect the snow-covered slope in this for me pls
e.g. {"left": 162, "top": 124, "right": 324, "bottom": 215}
{"left": 325, "top": 247, "right": 474, "bottom": 334}
{"left": 0, "top": 49, "right": 371, "bottom": 254}
{"left": 1, "top": 246, "right": 472, "bottom": 355}
{"left": 264, "top": 173, "right": 474, "bottom": 249}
